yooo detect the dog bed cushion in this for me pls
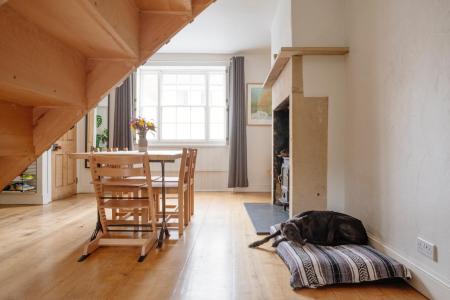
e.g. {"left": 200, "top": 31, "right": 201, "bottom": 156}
{"left": 270, "top": 225, "right": 411, "bottom": 289}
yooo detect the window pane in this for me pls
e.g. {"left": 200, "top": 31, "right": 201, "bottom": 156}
{"left": 177, "top": 123, "right": 190, "bottom": 139}
{"left": 141, "top": 73, "right": 158, "bottom": 105}
{"left": 162, "top": 123, "right": 176, "bottom": 139}
{"left": 192, "top": 74, "right": 205, "bottom": 85}
{"left": 176, "top": 86, "right": 189, "bottom": 105}
{"left": 162, "top": 107, "right": 176, "bottom": 123}
{"left": 191, "top": 107, "right": 205, "bottom": 124}
{"left": 210, "top": 107, "right": 225, "bottom": 124}
{"left": 210, "top": 124, "right": 225, "bottom": 140}
{"left": 190, "top": 86, "right": 205, "bottom": 106}
{"left": 209, "top": 86, "right": 225, "bottom": 106}
{"left": 140, "top": 106, "right": 158, "bottom": 123}
{"left": 209, "top": 73, "right": 225, "bottom": 85}
{"left": 163, "top": 74, "right": 176, "bottom": 84}
{"left": 162, "top": 86, "right": 177, "bottom": 106}
{"left": 191, "top": 123, "right": 205, "bottom": 139}
{"left": 177, "top": 107, "right": 190, "bottom": 123}
{"left": 177, "top": 74, "right": 190, "bottom": 84}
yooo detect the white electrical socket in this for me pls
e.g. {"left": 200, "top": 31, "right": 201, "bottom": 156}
{"left": 417, "top": 237, "right": 435, "bottom": 260}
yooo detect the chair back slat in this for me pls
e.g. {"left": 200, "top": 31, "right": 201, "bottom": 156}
{"left": 94, "top": 167, "right": 145, "bottom": 177}
{"left": 176, "top": 148, "right": 189, "bottom": 187}
{"left": 91, "top": 155, "right": 147, "bottom": 165}
{"left": 189, "top": 149, "right": 198, "bottom": 180}
{"left": 89, "top": 153, "right": 153, "bottom": 197}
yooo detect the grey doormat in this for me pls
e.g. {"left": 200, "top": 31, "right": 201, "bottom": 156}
{"left": 244, "top": 203, "right": 289, "bottom": 235}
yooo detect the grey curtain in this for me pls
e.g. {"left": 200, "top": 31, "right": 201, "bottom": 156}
{"left": 228, "top": 56, "right": 248, "bottom": 188}
{"left": 113, "top": 76, "right": 133, "bottom": 150}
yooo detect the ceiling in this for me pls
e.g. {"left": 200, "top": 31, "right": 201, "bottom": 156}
{"left": 158, "top": 0, "right": 277, "bottom": 54}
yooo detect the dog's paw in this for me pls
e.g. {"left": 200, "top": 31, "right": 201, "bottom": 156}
{"left": 248, "top": 242, "right": 259, "bottom": 248}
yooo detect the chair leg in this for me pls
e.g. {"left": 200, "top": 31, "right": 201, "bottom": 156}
{"left": 133, "top": 208, "right": 139, "bottom": 237}
{"left": 178, "top": 191, "right": 184, "bottom": 236}
{"left": 190, "top": 183, "right": 195, "bottom": 216}
{"left": 184, "top": 188, "right": 190, "bottom": 226}
{"left": 150, "top": 197, "right": 157, "bottom": 235}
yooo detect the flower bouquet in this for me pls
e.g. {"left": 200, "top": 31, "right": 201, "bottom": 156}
{"left": 130, "top": 117, "right": 156, "bottom": 152}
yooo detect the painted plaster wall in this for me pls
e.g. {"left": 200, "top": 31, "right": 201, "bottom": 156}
{"left": 345, "top": 1, "right": 450, "bottom": 297}
{"left": 270, "top": 0, "right": 292, "bottom": 64}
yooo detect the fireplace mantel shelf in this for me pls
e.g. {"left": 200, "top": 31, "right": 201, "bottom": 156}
{"left": 263, "top": 47, "right": 349, "bottom": 89}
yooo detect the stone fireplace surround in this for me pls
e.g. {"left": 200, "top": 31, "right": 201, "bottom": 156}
{"left": 264, "top": 47, "right": 348, "bottom": 217}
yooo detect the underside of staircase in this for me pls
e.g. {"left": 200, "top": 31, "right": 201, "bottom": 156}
{"left": 0, "top": 0, "right": 214, "bottom": 190}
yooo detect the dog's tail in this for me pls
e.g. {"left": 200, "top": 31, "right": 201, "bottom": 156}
{"left": 248, "top": 229, "right": 281, "bottom": 248}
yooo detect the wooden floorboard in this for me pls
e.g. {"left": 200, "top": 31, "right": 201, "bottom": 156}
{"left": 0, "top": 192, "right": 426, "bottom": 300}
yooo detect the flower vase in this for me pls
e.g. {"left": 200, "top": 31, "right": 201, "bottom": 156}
{"left": 138, "top": 131, "right": 148, "bottom": 152}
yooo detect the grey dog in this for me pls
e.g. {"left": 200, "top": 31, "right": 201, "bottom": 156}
{"left": 249, "top": 210, "right": 368, "bottom": 248}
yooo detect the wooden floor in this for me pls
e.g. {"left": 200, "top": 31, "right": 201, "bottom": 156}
{"left": 0, "top": 192, "right": 426, "bottom": 300}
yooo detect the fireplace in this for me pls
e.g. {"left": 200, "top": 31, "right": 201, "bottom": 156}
{"left": 273, "top": 97, "right": 289, "bottom": 207}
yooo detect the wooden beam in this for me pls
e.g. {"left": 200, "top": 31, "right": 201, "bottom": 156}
{"left": 0, "top": 102, "right": 33, "bottom": 156}
{"left": 139, "top": 13, "right": 190, "bottom": 64}
{"left": 135, "top": 0, "right": 192, "bottom": 13}
{"left": 264, "top": 47, "right": 349, "bottom": 88}
{"left": 0, "top": 6, "right": 87, "bottom": 107}
{"left": 192, "top": 0, "right": 215, "bottom": 17}
{"left": 86, "top": 59, "right": 136, "bottom": 108}
{"left": 8, "top": 0, "right": 139, "bottom": 59}
{"left": 33, "top": 108, "right": 85, "bottom": 155}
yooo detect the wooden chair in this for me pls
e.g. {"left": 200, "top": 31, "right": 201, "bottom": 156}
{"left": 82, "top": 153, "right": 157, "bottom": 262}
{"left": 188, "top": 148, "right": 198, "bottom": 218}
{"left": 152, "top": 148, "right": 190, "bottom": 236}
{"left": 153, "top": 148, "right": 197, "bottom": 225}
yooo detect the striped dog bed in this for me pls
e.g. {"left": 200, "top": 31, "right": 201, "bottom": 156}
{"left": 270, "top": 225, "right": 411, "bottom": 289}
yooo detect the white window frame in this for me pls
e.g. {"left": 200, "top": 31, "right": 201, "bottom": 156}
{"left": 136, "top": 65, "right": 228, "bottom": 146}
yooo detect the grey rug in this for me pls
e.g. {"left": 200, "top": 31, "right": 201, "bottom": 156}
{"left": 244, "top": 203, "right": 289, "bottom": 235}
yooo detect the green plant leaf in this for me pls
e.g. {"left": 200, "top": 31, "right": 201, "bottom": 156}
{"left": 96, "top": 115, "right": 102, "bottom": 128}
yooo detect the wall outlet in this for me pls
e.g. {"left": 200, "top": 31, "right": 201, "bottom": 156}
{"left": 417, "top": 237, "right": 436, "bottom": 260}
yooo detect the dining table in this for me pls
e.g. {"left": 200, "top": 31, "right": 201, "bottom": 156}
{"left": 69, "top": 150, "right": 183, "bottom": 249}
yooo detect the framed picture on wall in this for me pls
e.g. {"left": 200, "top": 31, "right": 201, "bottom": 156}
{"left": 247, "top": 83, "right": 272, "bottom": 125}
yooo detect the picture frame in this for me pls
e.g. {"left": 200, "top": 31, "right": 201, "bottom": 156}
{"left": 247, "top": 83, "right": 272, "bottom": 125}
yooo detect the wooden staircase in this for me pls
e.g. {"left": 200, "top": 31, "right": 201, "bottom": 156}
{"left": 0, "top": 0, "right": 214, "bottom": 190}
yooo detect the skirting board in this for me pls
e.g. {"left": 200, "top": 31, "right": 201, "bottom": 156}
{"left": 369, "top": 234, "right": 450, "bottom": 299}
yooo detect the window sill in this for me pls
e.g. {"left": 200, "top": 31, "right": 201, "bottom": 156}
{"left": 134, "top": 143, "right": 228, "bottom": 149}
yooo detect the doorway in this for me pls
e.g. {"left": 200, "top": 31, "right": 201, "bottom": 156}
{"left": 51, "top": 126, "right": 77, "bottom": 200}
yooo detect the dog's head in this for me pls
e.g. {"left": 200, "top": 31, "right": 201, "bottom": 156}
{"left": 281, "top": 221, "right": 306, "bottom": 245}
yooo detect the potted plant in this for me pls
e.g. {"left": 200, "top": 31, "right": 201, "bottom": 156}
{"left": 130, "top": 117, "right": 156, "bottom": 152}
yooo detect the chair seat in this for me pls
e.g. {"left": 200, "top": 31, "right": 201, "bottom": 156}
{"left": 151, "top": 181, "right": 185, "bottom": 189}
{"left": 124, "top": 176, "right": 161, "bottom": 181}
{"left": 101, "top": 199, "right": 151, "bottom": 209}
{"left": 152, "top": 176, "right": 179, "bottom": 182}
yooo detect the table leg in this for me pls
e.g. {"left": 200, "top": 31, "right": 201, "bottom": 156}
{"left": 157, "top": 161, "right": 170, "bottom": 248}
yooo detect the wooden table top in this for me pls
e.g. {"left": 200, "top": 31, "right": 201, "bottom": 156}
{"left": 69, "top": 150, "right": 183, "bottom": 161}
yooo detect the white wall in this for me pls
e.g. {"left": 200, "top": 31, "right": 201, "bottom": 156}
{"left": 291, "top": 0, "right": 347, "bottom": 47}
{"left": 345, "top": 1, "right": 450, "bottom": 298}
{"left": 271, "top": 0, "right": 292, "bottom": 64}
{"left": 302, "top": 56, "right": 347, "bottom": 212}
{"left": 77, "top": 52, "right": 272, "bottom": 193}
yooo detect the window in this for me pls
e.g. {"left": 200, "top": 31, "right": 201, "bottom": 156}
{"left": 137, "top": 65, "right": 227, "bottom": 144}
